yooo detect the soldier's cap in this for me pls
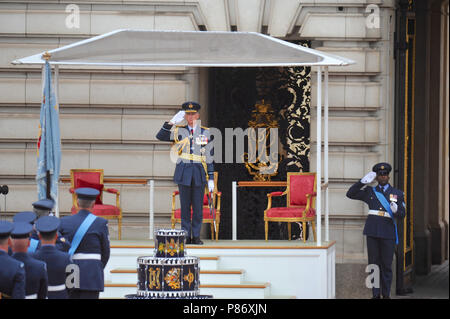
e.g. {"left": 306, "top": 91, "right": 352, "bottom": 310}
{"left": 32, "top": 199, "right": 55, "bottom": 211}
{"left": 0, "top": 220, "right": 14, "bottom": 239}
{"left": 181, "top": 101, "right": 201, "bottom": 113}
{"left": 35, "top": 216, "right": 60, "bottom": 234}
{"left": 75, "top": 187, "right": 100, "bottom": 200}
{"left": 13, "top": 211, "right": 37, "bottom": 224}
{"left": 11, "top": 222, "right": 33, "bottom": 239}
{"left": 372, "top": 162, "right": 392, "bottom": 175}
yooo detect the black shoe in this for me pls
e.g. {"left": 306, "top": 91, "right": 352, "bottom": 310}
{"left": 186, "top": 237, "right": 192, "bottom": 244}
{"left": 371, "top": 295, "right": 381, "bottom": 299}
{"left": 382, "top": 296, "right": 390, "bottom": 299}
{"left": 192, "top": 237, "right": 203, "bottom": 245}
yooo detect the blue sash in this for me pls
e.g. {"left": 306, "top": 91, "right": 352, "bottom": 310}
{"left": 28, "top": 238, "right": 39, "bottom": 254}
{"left": 372, "top": 187, "right": 398, "bottom": 244}
{"left": 68, "top": 214, "right": 97, "bottom": 256}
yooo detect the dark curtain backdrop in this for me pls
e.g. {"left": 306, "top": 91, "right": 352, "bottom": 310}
{"left": 208, "top": 44, "right": 311, "bottom": 240}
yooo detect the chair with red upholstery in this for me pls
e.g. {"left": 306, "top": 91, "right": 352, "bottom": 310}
{"left": 171, "top": 172, "right": 221, "bottom": 241}
{"left": 69, "top": 169, "right": 122, "bottom": 240}
{"left": 264, "top": 172, "right": 317, "bottom": 242}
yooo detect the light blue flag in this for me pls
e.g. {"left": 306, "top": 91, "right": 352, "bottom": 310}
{"left": 36, "top": 61, "right": 61, "bottom": 202}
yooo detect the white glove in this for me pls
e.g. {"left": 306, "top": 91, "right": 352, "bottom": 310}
{"left": 390, "top": 202, "right": 398, "bottom": 213}
{"left": 361, "top": 171, "right": 376, "bottom": 184}
{"left": 208, "top": 180, "right": 214, "bottom": 193}
{"left": 169, "top": 111, "right": 185, "bottom": 125}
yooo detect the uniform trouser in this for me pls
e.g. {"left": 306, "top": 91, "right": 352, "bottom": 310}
{"left": 366, "top": 236, "right": 395, "bottom": 297}
{"left": 178, "top": 183, "right": 205, "bottom": 238}
{"left": 68, "top": 289, "right": 100, "bottom": 299}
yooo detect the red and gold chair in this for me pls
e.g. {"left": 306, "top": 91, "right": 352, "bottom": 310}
{"left": 69, "top": 169, "right": 122, "bottom": 240}
{"left": 264, "top": 172, "right": 317, "bottom": 242}
{"left": 171, "top": 172, "right": 221, "bottom": 241}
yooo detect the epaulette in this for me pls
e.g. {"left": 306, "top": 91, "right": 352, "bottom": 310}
{"left": 200, "top": 125, "right": 209, "bottom": 130}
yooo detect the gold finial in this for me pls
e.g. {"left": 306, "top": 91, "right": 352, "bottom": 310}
{"left": 42, "top": 52, "right": 51, "bottom": 61}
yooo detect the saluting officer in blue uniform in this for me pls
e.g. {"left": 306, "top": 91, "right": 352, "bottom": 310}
{"left": 59, "top": 188, "right": 110, "bottom": 299}
{"left": 346, "top": 162, "right": 406, "bottom": 299}
{"left": 33, "top": 216, "right": 72, "bottom": 299}
{"left": 156, "top": 101, "right": 215, "bottom": 244}
{"left": 0, "top": 221, "right": 26, "bottom": 299}
{"left": 11, "top": 222, "right": 48, "bottom": 299}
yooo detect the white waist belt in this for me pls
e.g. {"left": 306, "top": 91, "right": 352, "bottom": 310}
{"left": 25, "top": 294, "right": 37, "bottom": 299}
{"left": 72, "top": 253, "right": 101, "bottom": 260}
{"left": 368, "top": 210, "right": 391, "bottom": 218}
{"left": 48, "top": 284, "right": 66, "bottom": 292}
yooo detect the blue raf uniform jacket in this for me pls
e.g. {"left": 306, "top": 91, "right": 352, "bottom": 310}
{"left": 33, "top": 245, "right": 72, "bottom": 299}
{"left": 156, "top": 122, "right": 214, "bottom": 186}
{"left": 346, "top": 181, "right": 406, "bottom": 240}
{"left": 0, "top": 250, "right": 26, "bottom": 299}
{"left": 59, "top": 210, "right": 110, "bottom": 292}
{"left": 12, "top": 252, "right": 48, "bottom": 299}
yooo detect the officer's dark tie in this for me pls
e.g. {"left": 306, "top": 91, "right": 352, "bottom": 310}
{"left": 190, "top": 129, "right": 194, "bottom": 155}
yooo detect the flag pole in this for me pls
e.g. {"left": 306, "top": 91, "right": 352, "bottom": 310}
{"left": 42, "top": 52, "right": 52, "bottom": 200}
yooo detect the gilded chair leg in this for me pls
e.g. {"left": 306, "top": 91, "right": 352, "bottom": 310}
{"left": 215, "top": 222, "right": 219, "bottom": 241}
{"left": 265, "top": 221, "right": 268, "bottom": 241}
{"left": 287, "top": 222, "right": 291, "bottom": 241}
{"left": 210, "top": 223, "right": 214, "bottom": 240}
{"left": 118, "top": 217, "right": 122, "bottom": 240}
{"left": 302, "top": 222, "right": 307, "bottom": 242}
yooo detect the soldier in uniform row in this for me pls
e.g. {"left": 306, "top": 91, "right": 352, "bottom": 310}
{"left": 0, "top": 187, "right": 110, "bottom": 299}
{"left": 156, "top": 101, "right": 215, "bottom": 244}
{"left": 59, "top": 188, "right": 110, "bottom": 299}
{"left": 346, "top": 162, "right": 406, "bottom": 299}
{"left": 10, "top": 222, "right": 48, "bottom": 299}
{"left": 33, "top": 216, "right": 72, "bottom": 299}
{"left": 0, "top": 221, "right": 25, "bottom": 299}
{"left": 14, "top": 202, "right": 70, "bottom": 254}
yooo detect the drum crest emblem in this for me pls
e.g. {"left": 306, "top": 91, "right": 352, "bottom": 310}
{"left": 164, "top": 268, "right": 180, "bottom": 289}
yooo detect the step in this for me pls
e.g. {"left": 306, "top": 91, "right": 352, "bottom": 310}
{"left": 101, "top": 281, "right": 271, "bottom": 299}
{"left": 108, "top": 268, "right": 245, "bottom": 285}
{"left": 199, "top": 282, "right": 271, "bottom": 299}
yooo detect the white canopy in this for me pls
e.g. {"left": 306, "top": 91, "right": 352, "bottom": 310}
{"left": 13, "top": 29, "right": 353, "bottom": 67}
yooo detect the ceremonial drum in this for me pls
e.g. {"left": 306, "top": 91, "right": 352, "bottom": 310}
{"left": 154, "top": 229, "right": 186, "bottom": 258}
{"left": 125, "top": 228, "right": 212, "bottom": 299}
{"left": 137, "top": 256, "right": 199, "bottom": 298}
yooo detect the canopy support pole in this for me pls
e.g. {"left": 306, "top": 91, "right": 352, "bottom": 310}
{"left": 324, "top": 66, "right": 329, "bottom": 242}
{"left": 316, "top": 66, "right": 322, "bottom": 247}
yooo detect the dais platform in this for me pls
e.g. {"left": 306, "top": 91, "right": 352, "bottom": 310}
{"left": 102, "top": 239, "right": 336, "bottom": 299}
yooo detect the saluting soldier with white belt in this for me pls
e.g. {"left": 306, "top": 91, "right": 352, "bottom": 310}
{"left": 346, "top": 162, "right": 406, "bottom": 299}
{"left": 156, "top": 101, "right": 215, "bottom": 245}
{"left": 59, "top": 188, "right": 110, "bottom": 299}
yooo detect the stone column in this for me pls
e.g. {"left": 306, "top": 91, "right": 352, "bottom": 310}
{"left": 412, "top": 0, "right": 432, "bottom": 275}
